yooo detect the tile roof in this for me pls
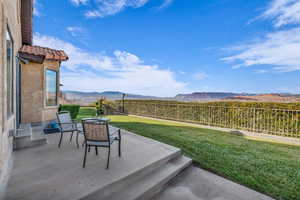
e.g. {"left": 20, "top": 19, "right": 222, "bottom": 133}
{"left": 19, "top": 45, "right": 69, "bottom": 62}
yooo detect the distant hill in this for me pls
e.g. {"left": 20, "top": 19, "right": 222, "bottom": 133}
{"left": 175, "top": 92, "right": 300, "bottom": 102}
{"left": 60, "top": 91, "right": 300, "bottom": 105}
{"left": 174, "top": 92, "right": 246, "bottom": 101}
{"left": 224, "top": 94, "right": 300, "bottom": 102}
{"left": 61, "top": 91, "right": 161, "bottom": 105}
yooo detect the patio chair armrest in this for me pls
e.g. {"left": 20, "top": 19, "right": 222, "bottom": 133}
{"left": 59, "top": 122, "right": 74, "bottom": 124}
{"left": 58, "top": 122, "right": 76, "bottom": 125}
{"left": 58, "top": 122, "right": 77, "bottom": 129}
{"left": 109, "top": 126, "right": 120, "bottom": 134}
{"left": 72, "top": 120, "right": 79, "bottom": 129}
{"left": 109, "top": 127, "right": 121, "bottom": 140}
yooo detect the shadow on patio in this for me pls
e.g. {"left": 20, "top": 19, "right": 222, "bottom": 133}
{"left": 6, "top": 128, "right": 191, "bottom": 200}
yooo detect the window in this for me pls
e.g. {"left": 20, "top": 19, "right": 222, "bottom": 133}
{"left": 6, "top": 28, "right": 14, "bottom": 116}
{"left": 46, "top": 69, "right": 58, "bottom": 106}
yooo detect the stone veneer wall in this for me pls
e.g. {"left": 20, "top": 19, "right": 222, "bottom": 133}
{"left": 21, "top": 60, "right": 60, "bottom": 124}
{"left": 0, "top": 0, "right": 22, "bottom": 199}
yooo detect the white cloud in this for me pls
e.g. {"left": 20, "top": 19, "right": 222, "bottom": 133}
{"left": 113, "top": 50, "right": 142, "bottom": 69}
{"left": 223, "top": 0, "right": 300, "bottom": 73}
{"left": 70, "top": 0, "right": 173, "bottom": 18}
{"left": 223, "top": 27, "right": 300, "bottom": 72}
{"left": 33, "top": 0, "right": 41, "bottom": 16}
{"left": 255, "top": 69, "right": 269, "bottom": 74}
{"left": 34, "top": 33, "right": 115, "bottom": 71}
{"left": 62, "top": 69, "right": 186, "bottom": 97}
{"left": 158, "top": 0, "right": 173, "bottom": 9}
{"left": 66, "top": 26, "right": 90, "bottom": 45}
{"left": 193, "top": 72, "right": 208, "bottom": 80}
{"left": 262, "top": 0, "right": 300, "bottom": 27}
{"left": 33, "top": 34, "right": 187, "bottom": 97}
{"left": 70, "top": 0, "right": 89, "bottom": 6}
{"left": 85, "top": 0, "right": 149, "bottom": 18}
{"left": 67, "top": 26, "right": 84, "bottom": 37}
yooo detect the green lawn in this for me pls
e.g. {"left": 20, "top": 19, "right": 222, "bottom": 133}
{"left": 77, "top": 107, "right": 97, "bottom": 120}
{"left": 77, "top": 108, "right": 300, "bottom": 200}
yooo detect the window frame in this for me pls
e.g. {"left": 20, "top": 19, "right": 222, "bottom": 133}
{"left": 6, "top": 25, "right": 14, "bottom": 118}
{"left": 45, "top": 69, "right": 59, "bottom": 107}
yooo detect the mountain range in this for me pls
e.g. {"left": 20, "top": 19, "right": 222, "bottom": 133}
{"left": 175, "top": 92, "right": 249, "bottom": 101}
{"left": 61, "top": 91, "right": 300, "bottom": 105}
{"left": 61, "top": 91, "right": 163, "bottom": 105}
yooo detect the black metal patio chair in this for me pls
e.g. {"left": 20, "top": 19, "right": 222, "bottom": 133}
{"left": 56, "top": 111, "right": 82, "bottom": 148}
{"left": 82, "top": 119, "right": 121, "bottom": 169}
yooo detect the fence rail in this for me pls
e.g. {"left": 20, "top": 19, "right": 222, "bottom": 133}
{"left": 120, "top": 102, "right": 300, "bottom": 138}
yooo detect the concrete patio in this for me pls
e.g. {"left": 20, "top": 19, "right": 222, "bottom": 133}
{"left": 6, "top": 129, "right": 191, "bottom": 200}
{"left": 5, "top": 127, "right": 274, "bottom": 200}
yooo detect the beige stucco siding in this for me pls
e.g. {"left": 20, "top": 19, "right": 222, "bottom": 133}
{"left": 0, "top": 0, "right": 22, "bottom": 198}
{"left": 21, "top": 60, "right": 60, "bottom": 123}
{"left": 0, "top": 1, "right": 64, "bottom": 198}
{"left": 0, "top": 0, "right": 21, "bottom": 131}
{"left": 21, "top": 62, "right": 44, "bottom": 123}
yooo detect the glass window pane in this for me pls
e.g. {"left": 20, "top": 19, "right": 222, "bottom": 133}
{"left": 46, "top": 70, "right": 57, "bottom": 106}
{"left": 6, "top": 29, "right": 13, "bottom": 116}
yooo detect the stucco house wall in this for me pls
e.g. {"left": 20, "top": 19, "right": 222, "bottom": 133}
{"left": 0, "top": 1, "right": 67, "bottom": 198}
{"left": 0, "top": 0, "right": 22, "bottom": 198}
{"left": 21, "top": 60, "right": 60, "bottom": 124}
{"left": 21, "top": 62, "right": 44, "bottom": 123}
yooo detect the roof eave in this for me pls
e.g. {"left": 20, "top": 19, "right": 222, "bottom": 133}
{"left": 19, "top": 45, "right": 69, "bottom": 63}
{"left": 19, "top": 53, "right": 44, "bottom": 64}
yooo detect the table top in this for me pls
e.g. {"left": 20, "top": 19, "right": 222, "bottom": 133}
{"left": 81, "top": 117, "right": 111, "bottom": 122}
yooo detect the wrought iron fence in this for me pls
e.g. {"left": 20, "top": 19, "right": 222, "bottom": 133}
{"left": 121, "top": 102, "right": 300, "bottom": 138}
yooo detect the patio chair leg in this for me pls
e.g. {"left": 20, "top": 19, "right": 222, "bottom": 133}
{"left": 58, "top": 133, "right": 63, "bottom": 148}
{"left": 106, "top": 147, "right": 111, "bottom": 169}
{"left": 83, "top": 145, "right": 88, "bottom": 168}
{"left": 95, "top": 147, "right": 98, "bottom": 155}
{"left": 76, "top": 132, "right": 79, "bottom": 148}
{"left": 118, "top": 130, "right": 121, "bottom": 157}
{"left": 70, "top": 131, "right": 74, "bottom": 142}
{"left": 118, "top": 141, "right": 121, "bottom": 157}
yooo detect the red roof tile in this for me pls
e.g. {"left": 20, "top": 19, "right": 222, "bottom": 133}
{"left": 19, "top": 45, "right": 69, "bottom": 62}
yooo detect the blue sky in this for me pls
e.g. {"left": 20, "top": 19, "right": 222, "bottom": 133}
{"left": 33, "top": 0, "right": 300, "bottom": 97}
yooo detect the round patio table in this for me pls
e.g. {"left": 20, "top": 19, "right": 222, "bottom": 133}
{"left": 77, "top": 118, "right": 110, "bottom": 132}
{"left": 81, "top": 117, "right": 111, "bottom": 122}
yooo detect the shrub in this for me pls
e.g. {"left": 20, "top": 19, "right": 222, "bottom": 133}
{"left": 95, "top": 99, "right": 105, "bottom": 116}
{"left": 92, "top": 99, "right": 120, "bottom": 115}
{"left": 78, "top": 107, "right": 97, "bottom": 117}
{"left": 59, "top": 104, "right": 80, "bottom": 119}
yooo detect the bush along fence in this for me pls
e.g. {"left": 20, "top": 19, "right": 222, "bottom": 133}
{"left": 116, "top": 100, "right": 300, "bottom": 138}
{"left": 59, "top": 104, "right": 80, "bottom": 119}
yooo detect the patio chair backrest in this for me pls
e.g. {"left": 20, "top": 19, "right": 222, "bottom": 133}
{"left": 57, "top": 111, "right": 73, "bottom": 131}
{"left": 82, "top": 120, "right": 109, "bottom": 142}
